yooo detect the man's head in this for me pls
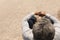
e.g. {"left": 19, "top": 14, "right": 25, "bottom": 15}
{"left": 32, "top": 17, "right": 55, "bottom": 40}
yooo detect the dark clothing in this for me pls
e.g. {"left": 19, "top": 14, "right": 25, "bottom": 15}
{"left": 28, "top": 15, "right": 36, "bottom": 29}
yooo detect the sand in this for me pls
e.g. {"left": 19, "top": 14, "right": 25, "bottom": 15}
{"left": 0, "top": 0, "right": 60, "bottom": 40}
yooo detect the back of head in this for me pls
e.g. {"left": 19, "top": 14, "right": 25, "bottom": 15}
{"left": 32, "top": 16, "right": 55, "bottom": 40}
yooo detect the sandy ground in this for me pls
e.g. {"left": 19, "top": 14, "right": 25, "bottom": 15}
{"left": 0, "top": 0, "right": 60, "bottom": 40}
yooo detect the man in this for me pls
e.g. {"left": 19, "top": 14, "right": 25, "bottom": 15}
{"left": 32, "top": 16, "right": 55, "bottom": 40}
{"left": 22, "top": 11, "right": 60, "bottom": 40}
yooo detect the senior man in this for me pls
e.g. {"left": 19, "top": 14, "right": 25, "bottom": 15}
{"left": 22, "top": 11, "right": 60, "bottom": 40}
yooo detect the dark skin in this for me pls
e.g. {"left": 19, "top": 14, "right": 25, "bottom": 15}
{"left": 34, "top": 11, "right": 46, "bottom": 17}
{"left": 34, "top": 11, "right": 46, "bottom": 21}
{"left": 34, "top": 11, "right": 54, "bottom": 24}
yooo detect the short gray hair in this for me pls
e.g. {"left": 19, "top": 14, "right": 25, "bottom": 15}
{"left": 32, "top": 17, "right": 55, "bottom": 40}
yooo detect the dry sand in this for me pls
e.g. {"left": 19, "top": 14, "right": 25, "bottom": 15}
{"left": 0, "top": 0, "right": 60, "bottom": 40}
